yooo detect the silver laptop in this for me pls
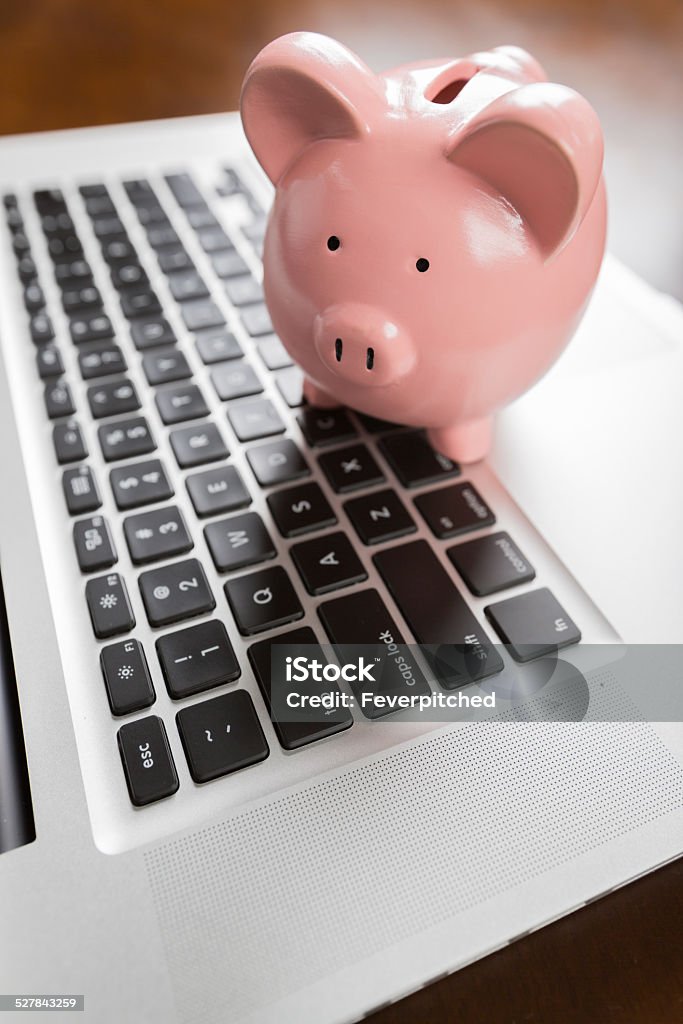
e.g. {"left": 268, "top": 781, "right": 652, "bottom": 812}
{"left": 0, "top": 112, "right": 681, "bottom": 1024}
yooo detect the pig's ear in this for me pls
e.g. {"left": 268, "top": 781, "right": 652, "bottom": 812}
{"left": 447, "top": 83, "right": 603, "bottom": 258}
{"left": 240, "top": 32, "right": 382, "bottom": 184}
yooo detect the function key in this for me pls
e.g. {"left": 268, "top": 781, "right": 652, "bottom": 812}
{"left": 227, "top": 398, "right": 285, "bottom": 442}
{"left": 204, "top": 511, "right": 275, "bottom": 573}
{"left": 414, "top": 482, "right": 495, "bottom": 539}
{"left": 448, "top": 532, "right": 535, "bottom": 597}
{"left": 33, "top": 188, "right": 65, "bottom": 212}
{"left": 36, "top": 345, "right": 64, "bottom": 380}
{"left": 224, "top": 274, "right": 263, "bottom": 307}
{"left": 224, "top": 565, "right": 304, "bottom": 636}
{"left": 110, "top": 458, "right": 173, "bottom": 510}
{"left": 3, "top": 192, "right": 18, "bottom": 208}
{"left": 210, "top": 361, "right": 263, "bottom": 401}
{"left": 185, "top": 465, "right": 251, "bottom": 518}
{"left": 180, "top": 298, "right": 225, "bottom": 333}
{"left": 78, "top": 342, "right": 127, "bottom": 380}
{"left": 100, "top": 638, "right": 155, "bottom": 716}
{"left": 12, "top": 232, "right": 31, "bottom": 256}
{"left": 298, "top": 408, "right": 357, "bottom": 448}
{"left": 85, "top": 571, "right": 135, "bottom": 638}
{"left": 62, "top": 465, "right": 101, "bottom": 514}
{"left": 290, "top": 531, "right": 367, "bottom": 595}
{"left": 98, "top": 416, "right": 155, "bottom": 461}
{"left": 53, "top": 419, "right": 87, "bottom": 464}
{"left": 44, "top": 380, "right": 76, "bottom": 419}
{"left": 167, "top": 269, "right": 209, "bottom": 302}
{"left": 246, "top": 439, "right": 309, "bottom": 487}
{"left": 267, "top": 481, "right": 336, "bottom": 538}
{"left": 142, "top": 348, "right": 191, "bottom": 386}
{"left": 6, "top": 206, "right": 23, "bottom": 232}
{"left": 73, "top": 514, "right": 117, "bottom": 572}
{"left": 165, "top": 172, "right": 204, "bottom": 208}
{"left": 117, "top": 716, "right": 178, "bottom": 806}
{"left": 318, "top": 443, "right": 384, "bottom": 494}
{"left": 169, "top": 422, "right": 228, "bottom": 468}
{"left": 69, "top": 312, "right": 113, "bottom": 345}
{"left": 211, "top": 249, "right": 249, "bottom": 279}
{"left": 23, "top": 282, "right": 45, "bottom": 312}
{"left": 344, "top": 488, "right": 416, "bottom": 545}
{"left": 379, "top": 430, "right": 460, "bottom": 488}
{"left": 29, "top": 312, "right": 55, "bottom": 345}
{"left": 130, "top": 316, "right": 176, "bottom": 351}
{"left": 79, "top": 183, "right": 109, "bottom": 198}
{"left": 155, "top": 383, "right": 209, "bottom": 425}
{"left": 156, "top": 619, "right": 240, "bottom": 699}
{"left": 176, "top": 690, "right": 269, "bottom": 784}
{"left": 120, "top": 288, "right": 162, "bottom": 320}
{"left": 138, "top": 557, "right": 215, "bottom": 627}
{"left": 240, "top": 302, "right": 273, "bottom": 337}
{"left": 195, "top": 329, "right": 242, "bottom": 364}
{"left": 87, "top": 378, "right": 140, "bottom": 419}
{"left": 484, "top": 588, "right": 581, "bottom": 662}
{"left": 123, "top": 506, "right": 193, "bottom": 564}
{"left": 257, "top": 336, "right": 292, "bottom": 371}
{"left": 17, "top": 254, "right": 38, "bottom": 283}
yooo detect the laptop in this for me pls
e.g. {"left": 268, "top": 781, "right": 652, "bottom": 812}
{"left": 0, "top": 111, "right": 681, "bottom": 1024}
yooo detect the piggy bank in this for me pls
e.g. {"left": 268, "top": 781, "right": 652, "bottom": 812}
{"left": 240, "top": 33, "right": 606, "bottom": 462}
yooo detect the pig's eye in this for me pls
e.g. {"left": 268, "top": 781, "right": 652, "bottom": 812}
{"left": 416, "top": 258, "right": 430, "bottom": 273}
{"left": 327, "top": 235, "right": 341, "bottom": 251}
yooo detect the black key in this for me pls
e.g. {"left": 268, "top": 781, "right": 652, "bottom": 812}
{"left": 318, "top": 443, "right": 384, "bottom": 494}
{"left": 204, "top": 511, "right": 275, "bottom": 572}
{"left": 84, "top": 195, "right": 116, "bottom": 218}
{"left": 53, "top": 419, "right": 87, "bottom": 464}
{"left": 136, "top": 204, "right": 168, "bottom": 227}
{"left": 130, "top": 317, "right": 176, "bottom": 350}
{"left": 61, "top": 284, "right": 101, "bottom": 313}
{"left": 62, "top": 465, "right": 101, "bottom": 514}
{"left": 123, "top": 178, "right": 155, "bottom": 203}
{"left": 240, "top": 302, "right": 273, "bottom": 337}
{"left": 195, "top": 329, "right": 242, "bottom": 364}
{"left": 448, "top": 532, "right": 535, "bottom": 597}
{"left": 176, "top": 690, "right": 268, "bottom": 783}
{"left": 167, "top": 269, "right": 209, "bottom": 302}
{"left": 12, "top": 232, "right": 31, "bottom": 256}
{"left": 44, "top": 380, "right": 76, "bottom": 419}
{"left": 33, "top": 188, "right": 65, "bottom": 212}
{"left": 197, "top": 226, "right": 232, "bottom": 253}
{"left": 156, "top": 619, "right": 240, "bottom": 699}
{"left": 36, "top": 345, "right": 64, "bottom": 379}
{"left": 373, "top": 540, "right": 504, "bottom": 688}
{"left": 379, "top": 431, "right": 460, "bottom": 488}
{"left": 139, "top": 558, "right": 215, "bottom": 627}
{"left": 29, "top": 313, "right": 55, "bottom": 345}
{"left": 101, "top": 639, "right": 155, "bottom": 716}
{"left": 224, "top": 274, "right": 263, "bottom": 307}
{"left": 291, "top": 531, "right": 367, "bottom": 596}
{"left": 344, "top": 488, "right": 416, "bottom": 545}
{"left": 110, "top": 458, "right": 173, "bottom": 510}
{"left": 275, "top": 366, "right": 304, "bottom": 408}
{"left": 210, "top": 361, "right": 263, "bottom": 401}
{"left": 165, "top": 172, "right": 204, "bottom": 208}
{"left": 47, "top": 235, "right": 83, "bottom": 261}
{"left": 248, "top": 627, "right": 353, "bottom": 749}
{"left": 169, "top": 423, "right": 228, "bottom": 468}
{"left": 246, "top": 439, "right": 309, "bottom": 487}
{"left": 318, "top": 588, "right": 431, "bottom": 719}
{"left": 185, "top": 465, "right": 251, "bottom": 518}
{"left": 157, "top": 247, "right": 194, "bottom": 274}
{"left": 98, "top": 416, "right": 155, "bottom": 461}
{"left": 54, "top": 258, "right": 92, "bottom": 286}
{"left": 415, "top": 482, "right": 495, "bottom": 539}
{"left": 101, "top": 238, "right": 136, "bottom": 263}
{"left": 181, "top": 299, "right": 225, "bottom": 332}
{"left": 227, "top": 398, "right": 285, "bottom": 442}
{"left": 267, "top": 482, "right": 336, "bottom": 538}
{"left": 155, "top": 384, "right": 209, "bottom": 425}
{"left": 211, "top": 249, "right": 249, "bottom": 279}
{"left": 73, "top": 514, "right": 117, "bottom": 572}
{"left": 40, "top": 211, "right": 74, "bottom": 235}
{"left": 146, "top": 224, "right": 180, "bottom": 250}
{"left": 79, "top": 183, "right": 109, "bottom": 198}
{"left": 257, "top": 335, "right": 293, "bottom": 371}
{"left": 298, "top": 408, "right": 357, "bottom": 448}
{"left": 87, "top": 378, "right": 140, "bottom": 419}
{"left": 86, "top": 571, "right": 135, "bottom": 638}
{"left": 5, "top": 205, "right": 22, "bottom": 230}
{"left": 24, "top": 282, "right": 45, "bottom": 312}
{"left": 92, "top": 215, "right": 125, "bottom": 238}
{"left": 186, "top": 206, "right": 218, "bottom": 230}
{"left": 17, "top": 254, "right": 38, "bottom": 283}
{"left": 70, "top": 313, "right": 113, "bottom": 344}
{"left": 224, "top": 565, "right": 304, "bottom": 636}
{"left": 124, "top": 506, "right": 193, "bottom": 564}
{"left": 117, "top": 716, "right": 178, "bottom": 806}
{"left": 484, "top": 588, "right": 581, "bottom": 663}
{"left": 110, "top": 262, "right": 148, "bottom": 290}
{"left": 78, "top": 342, "right": 127, "bottom": 380}
{"left": 142, "top": 348, "right": 191, "bottom": 386}
{"left": 120, "top": 288, "right": 162, "bottom": 320}
{"left": 3, "top": 192, "right": 18, "bottom": 208}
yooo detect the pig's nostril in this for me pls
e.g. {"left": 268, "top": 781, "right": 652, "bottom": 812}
{"left": 366, "top": 347, "right": 375, "bottom": 370}
{"left": 335, "top": 338, "right": 343, "bottom": 362}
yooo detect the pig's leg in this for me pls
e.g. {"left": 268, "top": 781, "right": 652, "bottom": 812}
{"left": 303, "top": 378, "right": 340, "bottom": 408}
{"left": 427, "top": 417, "right": 493, "bottom": 464}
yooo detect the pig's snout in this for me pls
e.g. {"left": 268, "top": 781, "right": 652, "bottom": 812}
{"left": 314, "top": 304, "right": 416, "bottom": 387}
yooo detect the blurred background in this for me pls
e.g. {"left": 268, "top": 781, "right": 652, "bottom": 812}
{"left": 0, "top": 0, "right": 681, "bottom": 298}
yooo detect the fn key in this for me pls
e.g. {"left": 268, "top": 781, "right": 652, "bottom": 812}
{"left": 117, "top": 716, "right": 179, "bottom": 806}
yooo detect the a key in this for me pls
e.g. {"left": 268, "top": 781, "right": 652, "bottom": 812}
{"left": 156, "top": 619, "right": 240, "bottom": 699}
{"left": 53, "top": 420, "right": 87, "bottom": 464}
{"left": 54, "top": 258, "right": 91, "bottom": 286}
{"left": 414, "top": 482, "right": 495, "bottom": 539}
{"left": 62, "top": 465, "right": 101, "bottom": 514}
{"left": 100, "top": 638, "right": 155, "bottom": 716}
{"left": 92, "top": 215, "right": 125, "bottom": 238}
{"left": 29, "top": 313, "right": 55, "bottom": 345}
{"left": 165, "top": 172, "right": 204, "bottom": 208}
{"left": 204, "top": 511, "right": 275, "bottom": 572}
{"left": 246, "top": 439, "right": 310, "bottom": 487}
{"left": 155, "top": 384, "right": 209, "bottom": 425}
{"left": 17, "top": 255, "right": 38, "bottom": 283}
{"left": 227, "top": 398, "right": 285, "bottom": 442}
{"left": 44, "top": 380, "right": 76, "bottom": 419}
{"left": 130, "top": 317, "right": 176, "bottom": 350}
{"left": 373, "top": 540, "right": 504, "bottom": 688}
{"left": 318, "top": 443, "right": 384, "bottom": 494}
{"left": 110, "top": 459, "right": 173, "bottom": 510}
{"left": 12, "top": 232, "right": 31, "bottom": 256}
{"left": 101, "top": 237, "right": 136, "bottom": 264}
{"left": 257, "top": 335, "right": 293, "bottom": 371}
{"left": 240, "top": 302, "right": 273, "bottom": 337}
{"left": 61, "top": 284, "right": 101, "bottom": 313}
{"left": 211, "top": 249, "right": 249, "bottom": 279}
{"left": 120, "top": 288, "right": 162, "bottom": 320}
{"left": 484, "top": 588, "right": 581, "bottom": 662}
{"left": 136, "top": 205, "right": 168, "bottom": 227}
{"left": 33, "top": 187, "right": 65, "bottom": 211}
{"left": 73, "top": 514, "right": 117, "bottom": 572}
{"left": 117, "top": 716, "right": 178, "bottom": 806}
{"left": 187, "top": 207, "right": 219, "bottom": 230}
{"left": 185, "top": 465, "right": 251, "bottom": 518}
{"left": 176, "top": 690, "right": 269, "bottom": 783}
{"left": 197, "top": 226, "right": 232, "bottom": 253}
{"left": 379, "top": 431, "right": 460, "bottom": 488}
{"left": 195, "top": 328, "right": 242, "bottom": 364}
{"left": 69, "top": 313, "right": 113, "bottom": 344}
{"left": 290, "top": 531, "right": 367, "bottom": 596}
{"left": 224, "top": 274, "right": 263, "bottom": 307}
{"left": 48, "top": 235, "right": 83, "bottom": 261}
{"left": 318, "top": 588, "right": 432, "bottom": 719}
{"left": 98, "top": 416, "right": 155, "bottom": 462}
{"left": 224, "top": 565, "right": 304, "bottom": 635}
{"left": 138, "top": 558, "right": 215, "bottom": 627}
{"left": 79, "top": 183, "right": 109, "bottom": 198}
{"left": 84, "top": 195, "right": 116, "bottom": 218}
{"left": 110, "top": 262, "right": 149, "bottom": 291}
{"left": 344, "top": 488, "right": 417, "bottom": 545}
{"left": 267, "top": 481, "right": 337, "bottom": 538}
{"left": 298, "top": 408, "right": 358, "bottom": 448}
{"left": 24, "top": 282, "right": 45, "bottom": 312}
{"left": 146, "top": 225, "right": 180, "bottom": 250}
{"left": 123, "top": 506, "right": 193, "bottom": 564}
{"left": 36, "top": 345, "right": 64, "bottom": 379}
{"left": 78, "top": 343, "right": 127, "bottom": 380}
{"left": 167, "top": 269, "right": 209, "bottom": 302}
{"left": 41, "top": 211, "right": 73, "bottom": 235}
{"left": 448, "top": 531, "right": 535, "bottom": 597}
{"left": 169, "top": 423, "right": 228, "bottom": 468}
{"left": 275, "top": 367, "right": 304, "bottom": 408}
{"left": 123, "top": 178, "right": 155, "bottom": 203}
{"left": 180, "top": 299, "right": 225, "bottom": 332}
{"left": 87, "top": 378, "right": 140, "bottom": 419}
{"left": 85, "top": 571, "right": 135, "bottom": 638}
{"left": 157, "top": 247, "right": 194, "bottom": 274}
{"left": 248, "top": 627, "right": 353, "bottom": 749}
{"left": 210, "top": 361, "right": 263, "bottom": 401}
{"left": 142, "top": 348, "right": 191, "bottom": 386}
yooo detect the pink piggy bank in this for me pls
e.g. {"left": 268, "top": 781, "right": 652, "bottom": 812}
{"left": 240, "top": 33, "right": 606, "bottom": 462}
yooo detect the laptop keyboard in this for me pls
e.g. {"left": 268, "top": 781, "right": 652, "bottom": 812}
{"left": 2, "top": 171, "right": 582, "bottom": 811}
